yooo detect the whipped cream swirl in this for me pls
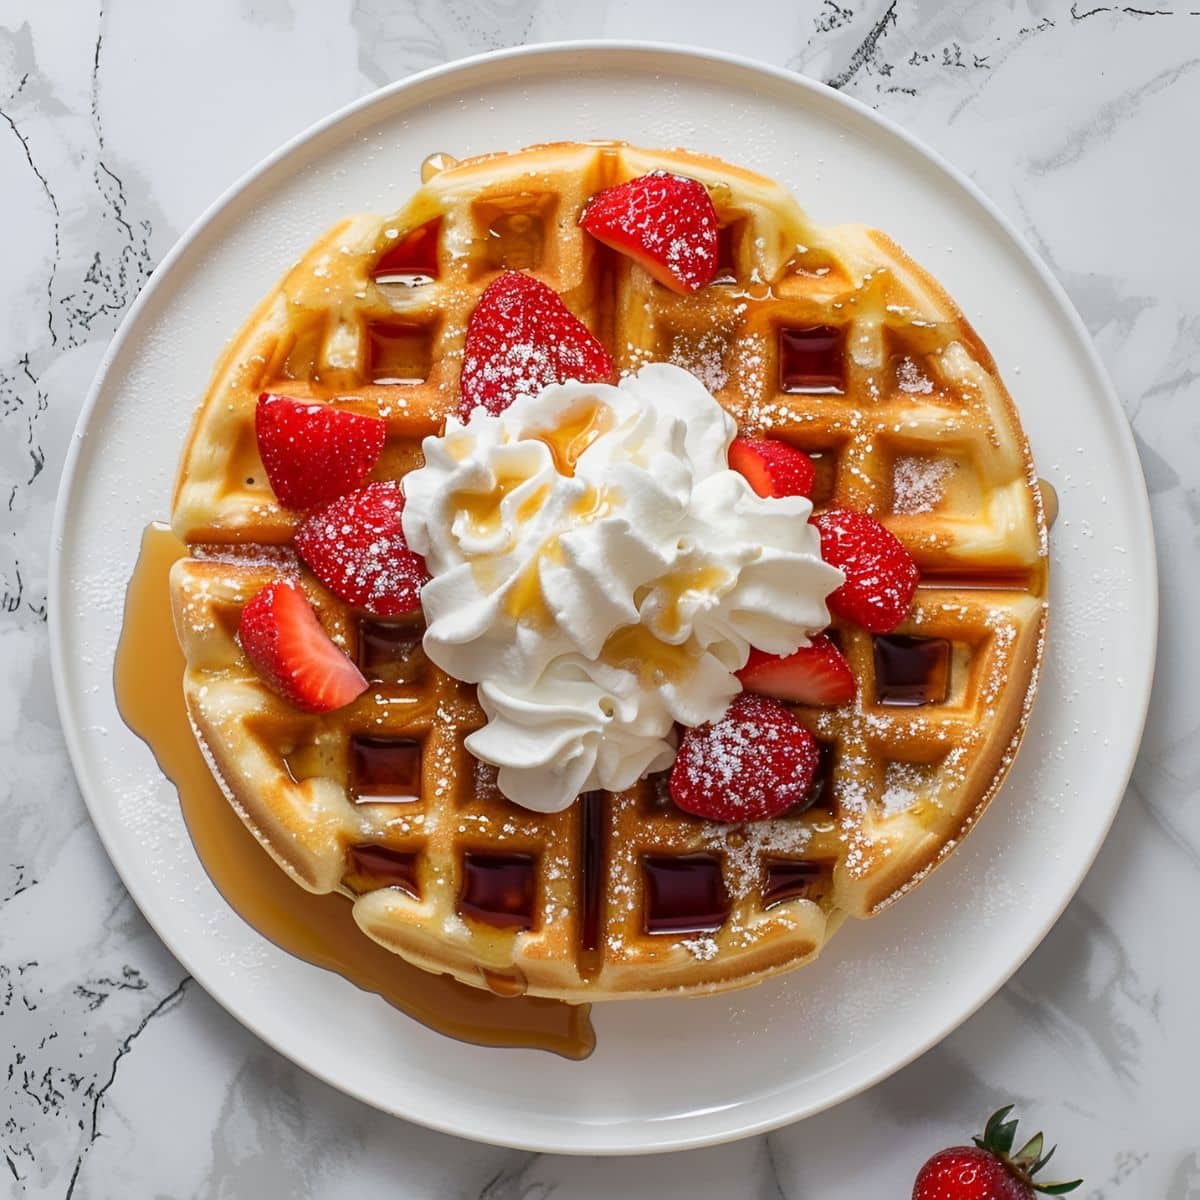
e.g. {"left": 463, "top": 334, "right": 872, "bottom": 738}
{"left": 401, "top": 363, "right": 842, "bottom": 812}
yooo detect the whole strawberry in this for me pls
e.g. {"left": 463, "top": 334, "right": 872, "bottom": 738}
{"left": 669, "top": 692, "right": 819, "bottom": 821}
{"left": 913, "top": 1106, "right": 1081, "bottom": 1200}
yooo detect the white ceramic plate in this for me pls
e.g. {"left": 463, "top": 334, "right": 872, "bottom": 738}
{"left": 49, "top": 43, "right": 1156, "bottom": 1154}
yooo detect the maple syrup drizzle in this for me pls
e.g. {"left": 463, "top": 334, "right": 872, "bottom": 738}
{"left": 371, "top": 218, "right": 441, "bottom": 286}
{"left": 526, "top": 401, "right": 614, "bottom": 477}
{"left": 345, "top": 844, "right": 421, "bottom": 898}
{"left": 356, "top": 619, "right": 427, "bottom": 684}
{"left": 579, "top": 790, "right": 606, "bottom": 967}
{"left": 1038, "top": 478, "right": 1059, "bottom": 529}
{"left": 762, "top": 860, "right": 825, "bottom": 909}
{"left": 872, "top": 634, "right": 952, "bottom": 707}
{"left": 114, "top": 524, "right": 594, "bottom": 1059}
{"left": 779, "top": 325, "right": 845, "bottom": 394}
{"left": 350, "top": 735, "right": 422, "bottom": 803}
{"left": 642, "top": 854, "right": 730, "bottom": 935}
{"left": 458, "top": 853, "right": 538, "bottom": 930}
{"left": 713, "top": 222, "right": 740, "bottom": 284}
{"left": 420, "top": 152, "right": 458, "bottom": 183}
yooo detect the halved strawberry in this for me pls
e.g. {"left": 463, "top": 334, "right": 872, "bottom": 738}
{"left": 811, "top": 508, "right": 919, "bottom": 634}
{"left": 255, "top": 393, "right": 385, "bottom": 511}
{"left": 737, "top": 634, "right": 856, "bottom": 707}
{"left": 459, "top": 271, "right": 614, "bottom": 420}
{"left": 729, "top": 436, "right": 815, "bottom": 499}
{"left": 294, "top": 481, "right": 428, "bottom": 616}
{"left": 580, "top": 171, "right": 719, "bottom": 294}
{"left": 669, "top": 693, "right": 819, "bottom": 822}
{"left": 238, "top": 579, "right": 368, "bottom": 713}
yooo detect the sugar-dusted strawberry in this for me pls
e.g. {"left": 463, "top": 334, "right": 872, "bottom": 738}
{"left": 811, "top": 507, "right": 919, "bottom": 634}
{"left": 294, "top": 481, "right": 428, "bottom": 617}
{"left": 255, "top": 393, "right": 385, "bottom": 511}
{"left": 238, "top": 579, "right": 367, "bottom": 713}
{"left": 737, "top": 634, "right": 855, "bottom": 707}
{"left": 913, "top": 1106, "right": 1081, "bottom": 1200}
{"left": 669, "top": 693, "right": 819, "bottom": 822}
{"left": 459, "top": 271, "right": 614, "bottom": 420}
{"left": 580, "top": 171, "right": 719, "bottom": 294}
{"left": 729, "top": 436, "right": 815, "bottom": 499}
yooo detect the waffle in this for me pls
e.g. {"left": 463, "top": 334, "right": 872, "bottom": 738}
{"left": 168, "top": 142, "right": 1048, "bottom": 1000}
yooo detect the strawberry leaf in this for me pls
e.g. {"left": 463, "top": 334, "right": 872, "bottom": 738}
{"left": 1015, "top": 1132, "right": 1045, "bottom": 1165}
{"left": 992, "top": 1117, "right": 1019, "bottom": 1156}
{"left": 984, "top": 1105, "right": 1015, "bottom": 1145}
{"left": 1031, "top": 1144, "right": 1057, "bottom": 1175}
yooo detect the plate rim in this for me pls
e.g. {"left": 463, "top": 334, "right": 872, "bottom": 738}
{"left": 47, "top": 39, "right": 1159, "bottom": 1154}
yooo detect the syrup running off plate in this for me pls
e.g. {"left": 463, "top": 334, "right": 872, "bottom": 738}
{"left": 114, "top": 523, "right": 594, "bottom": 1059}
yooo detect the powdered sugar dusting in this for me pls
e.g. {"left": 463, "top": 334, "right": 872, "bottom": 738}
{"left": 675, "top": 934, "right": 720, "bottom": 961}
{"left": 880, "top": 761, "right": 933, "bottom": 816}
{"left": 701, "top": 819, "right": 814, "bottom": 898}
{"left": 669, "top": 329, "right": 729, "bottom": 392}
{"left": 895, "top": 355, "right": 933, "bottom": 394}
{"left": 892, "top": 455, "right": 954, "bottom": 514}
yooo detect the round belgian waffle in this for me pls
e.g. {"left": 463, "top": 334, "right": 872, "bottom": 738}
{"left": 168, "top": 142, "right": 1048, "bottom": 1001}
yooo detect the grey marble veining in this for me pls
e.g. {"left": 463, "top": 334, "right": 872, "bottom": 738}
{"left": 2, "top": 2, "right": 1198, "bottom": 1196}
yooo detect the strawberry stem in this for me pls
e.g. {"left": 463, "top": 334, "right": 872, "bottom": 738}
{"left": 975, "top": 1106, "right": 1082, "bottom": 1196}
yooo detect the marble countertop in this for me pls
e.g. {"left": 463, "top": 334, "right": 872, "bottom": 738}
{"left": 3, "top": 2, "right": 1197, "bottom": 1196}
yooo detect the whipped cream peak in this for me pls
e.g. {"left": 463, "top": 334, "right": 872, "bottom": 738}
{"left": 401, "top": 363, "right": 843, "bottom": 812}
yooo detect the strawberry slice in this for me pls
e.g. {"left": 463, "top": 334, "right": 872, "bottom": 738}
{"left": 255, "top": 393, "right": 385, "bottom": 511}
{"left": 580, "top": 171, "right": 719, "bottom": 294}
{"left": 459, "top": 271, "right": 614, "bottom": 420}
{"left": 669, "top": 693, "right": 819, "bottom": 822}
{"left": 294, "top": 481, "right": 429, "bottom": 617}
{"left": 238, "top": 579, "right": 368, "bottom": 713}
{"left": 811, "top": 508, "right": 919, "bottom": 634}
{"left": 729, "top": 436, "right": 815, "bottom": 499}
{"left": 737, "top": 634, "right": 856, "bottom": 707}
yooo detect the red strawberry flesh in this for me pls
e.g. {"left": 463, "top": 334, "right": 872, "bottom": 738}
{"left": 238, "top": 579, "right": 368, "bottom": 714}
{"left": 737, "top": 634, "right": 856, "bottom": 707}
{"left": 459, "top": 271, "right": 614, "bottom": 420}
{"left": 255, "top": 393, "right": 385, "bottom": 511}
{"left": 294, "top": 481, "right": 429, "bottom": 617}
{"left": 669, "top": 693, "right": 819, "bottom": 822}
{"left": 811, "top": 508, "right": 919, "bottom": 634}
{"left": 580, "top": 171, "right": 719, "bottom": 294}
{"left": 729, "top": 436, "right": 815, "bottom": 499}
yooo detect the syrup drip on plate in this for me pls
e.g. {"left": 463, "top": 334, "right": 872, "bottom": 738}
{"left": 114, "top": 524, "right": 594, "bottom": 1059}
{"left": 1037, "top": 478, "right": 1059, "bottom": 530}
{"left": 420, "top": 151, "right": 458, "bottom": 183}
